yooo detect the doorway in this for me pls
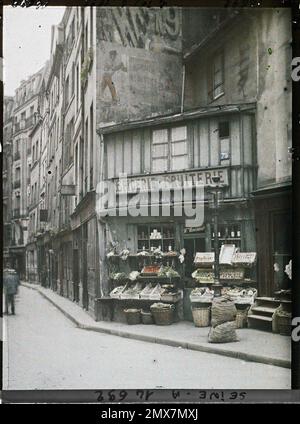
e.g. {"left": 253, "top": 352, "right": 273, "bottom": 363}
{"left": 82, "top": 223, "right": 89, "bottom": 310}
{"left": 73, "top": 249, "right": 79, "bottom": 302}
{"left": 184, "top": 236, "right": 206, "bottom": 277}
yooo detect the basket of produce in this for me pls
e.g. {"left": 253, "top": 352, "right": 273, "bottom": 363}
{"left": 140, "top": 283, "right": 154, "bottom": 300}
{"left": 236, "top": 308, "right": 249, "bottom": 328}
{"left": 149, "top": 283, "right": 165, "bottom": 300}
{"left": 120, "top": 282, "right": 143, "bottom": 299}
{"left": 141, "top": 310, "right": 154, "bottom": 325}
{"left": 150, "top": 302, "right": 175, "bottom": 325}
{"left": 277, "top": 311, "right": 292, "bottom": 336}
{"left": 124, "top": 308, "right": 141, "bottom": 325}
{"left": 110, "top": 285, "right": 126, "bottom": 299}
{"left": 161, "top": 289, "right": 181, "bottom": 303}
{"left": 141, "top": 265, "right": 162, "bottom": 276}
{"left": 190, "top": 287, "right": 214, "bottom": 303}
{"left": 191, "top": 305, "right": 211, "bottom": 327}
{"left": 158, "top": 266, "right": 180, "bottom": 279}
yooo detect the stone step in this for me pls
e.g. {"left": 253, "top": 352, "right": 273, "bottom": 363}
{"left": 248, "top": 314, "right": 273, "bottom": 322}
{"left": 251, "top": 306, "right": 276, "bottom": 315}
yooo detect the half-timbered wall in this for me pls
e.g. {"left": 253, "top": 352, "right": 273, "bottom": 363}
{"left": 104, "top": 112, "right": 256, "bottom": 199}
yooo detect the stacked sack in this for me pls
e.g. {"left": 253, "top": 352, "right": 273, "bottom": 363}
{"left": 208, "top": 296, "right": 239, "bottom": 343}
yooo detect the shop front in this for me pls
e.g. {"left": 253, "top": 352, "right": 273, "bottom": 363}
{"left": 96, "top": 170, "right": 257, "bottom": 325}
{"left": 96, "top": 108, "right": 258, "bottom": 325}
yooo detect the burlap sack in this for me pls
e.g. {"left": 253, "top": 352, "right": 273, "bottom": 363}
{"left": 208, "top": 321, "right": 239, "bottom": 343}
{"left": 211, "top": 296, "right": 237, "bottom": 328}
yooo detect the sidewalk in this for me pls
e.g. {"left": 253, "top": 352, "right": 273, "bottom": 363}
{"left": 21, "top": 282, "right": 291, "bottom": 369}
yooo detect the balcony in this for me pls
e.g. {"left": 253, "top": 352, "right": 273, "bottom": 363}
{"left": 13, "top": 179, "right": 21, "bottom": 189}
{"left": 14, "top": 151, "right": 21, "bottom": 161}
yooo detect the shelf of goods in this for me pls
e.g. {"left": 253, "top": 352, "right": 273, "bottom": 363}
{"left": 192, "top": 247, "right": 257, "bottom": 287}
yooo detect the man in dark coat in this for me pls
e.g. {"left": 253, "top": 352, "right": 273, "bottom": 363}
{"left": 3, "top": 268, "right": 20, "bottom": 315}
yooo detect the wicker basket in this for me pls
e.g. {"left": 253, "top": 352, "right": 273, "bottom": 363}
{"left": 277, "top": 314, "right": 291, "bottom": 336}
{"left": 141, "top": 310, "right": 154, "bottom": 325}
{"left": 191, "top": 306, "right": 211, "bottom": 327}
{"left": 151, "top": 306, "right": 174, "bottom": 325}
{"left": 124, "top": 308, "right": 141, "bottom": 325}
{"left": 236, "top": 309, "right": 249, "bottom": 329}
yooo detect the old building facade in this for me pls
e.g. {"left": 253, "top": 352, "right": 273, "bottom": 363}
{"left": 3, "top": 7, "right": 292, "bottom": 320}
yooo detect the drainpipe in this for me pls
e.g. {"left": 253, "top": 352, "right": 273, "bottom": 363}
{"left": 181, "top": 63, "right": 186, "bottom": 114}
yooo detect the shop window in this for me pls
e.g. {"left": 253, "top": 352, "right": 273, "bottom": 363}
{"left": 211, "top": 222, "right": 241, "bottom": 251}
{"left": 152, "top": 126, "right": 188, "bottom": 173}
{"left": 137, "top": 224, "right": 175, "bottom": 252}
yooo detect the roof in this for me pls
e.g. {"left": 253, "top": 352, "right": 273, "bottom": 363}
{"left": 97, "top": 102, "right": 256, "bottom": 135}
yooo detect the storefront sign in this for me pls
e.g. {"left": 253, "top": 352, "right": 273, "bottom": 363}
{"left": 114, "top": 169, "right": 228, "bottom": 194}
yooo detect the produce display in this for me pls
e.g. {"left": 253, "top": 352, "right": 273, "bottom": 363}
{"left": 221, "top": 287, "right": 257, "bottom": 304}
{"left": 149, "top": 284, "right": 165, "bottom": 300}
{"left": 190, "top": 287, "right": 214, "bottom": 302}
{"left": 140, "top": 283, "right": 155, "bottom": 299}
{"left": 120, "top": 282, "right": 143, "bottom": 299}
{"left": 109, "top": 272, "right": 127, "bottom": 282}
{"left": 141, "top": 265, "right": 162, "bottom": 276}
{"left": 129, "top": 271, "right": 140, "bottom": 281}
{"left": 158, "top": 266, "right": 180, "bottom": 279}
{"left": 110, "top": 285, "right": 127, "bottom": 299}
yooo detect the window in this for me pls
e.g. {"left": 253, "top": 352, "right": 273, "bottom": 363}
{"left": 90, "top": 7, "right": 93, "bottom": 48}
{"left": 65, "top": 76, "right": 70, "bottom": 106}
{"left": 211, "top": 222, "right": 241, "bottom": 251}
{"left": 137, "top": 224, "right": 175, "bottom": 252}
{"left": 152, "top": 126, "right": 188, "bottom": 173}
{"left": 219, "top": 121, "right": 229, "bottom": 138}
{"left": 89, "top": 103, "right": 94, "bottom": 189}
{"left": 212, "top": 51, "right": 224, "bottom": 99}
{"left": 219, "top": 121, "right": 230, "bottom": 164}
{"left": 71, "top": 63, "right": 75, "bottom": 94}
{"left": 170, "top": 126, "right": 188, "bottom": 171}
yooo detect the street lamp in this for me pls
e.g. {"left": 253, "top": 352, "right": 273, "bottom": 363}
{"left": 209, "top": 176, "right": 224, "bottom": 297}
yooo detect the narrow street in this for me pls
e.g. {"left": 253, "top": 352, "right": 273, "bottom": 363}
{"left": 3, "top": 286, "right": 290, "bottom": 390}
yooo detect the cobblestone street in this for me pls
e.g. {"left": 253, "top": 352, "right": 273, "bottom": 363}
{"left": 3, "top": 286, "right": 291, "bottom": 390}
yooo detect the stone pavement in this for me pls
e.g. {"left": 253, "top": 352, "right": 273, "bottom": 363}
{"left": 21, "top": 282, "right": 291, "bottom": 369}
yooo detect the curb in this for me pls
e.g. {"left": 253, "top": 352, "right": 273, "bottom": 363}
{"left": 21, "top": 283, "right": 291, "bottom": 369}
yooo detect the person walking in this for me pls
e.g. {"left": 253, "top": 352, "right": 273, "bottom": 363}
{"left": 3, "top": 268, "right": 20, "bottom": 315}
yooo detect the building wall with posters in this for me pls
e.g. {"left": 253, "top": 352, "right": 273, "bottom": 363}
{"left": 96, "top": 7, "right": 182, "bottom": 125}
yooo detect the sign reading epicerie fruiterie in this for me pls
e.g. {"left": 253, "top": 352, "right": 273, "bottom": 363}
{"left": 114, "top": 168, "right": 229, "bottom": 193}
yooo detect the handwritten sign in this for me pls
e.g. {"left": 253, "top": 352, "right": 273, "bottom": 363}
{"left": 232, "top": 252, "right": 257, "bottom": 265}
{"left": 194, "top": 252, "right": 215, "bottom": 265}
